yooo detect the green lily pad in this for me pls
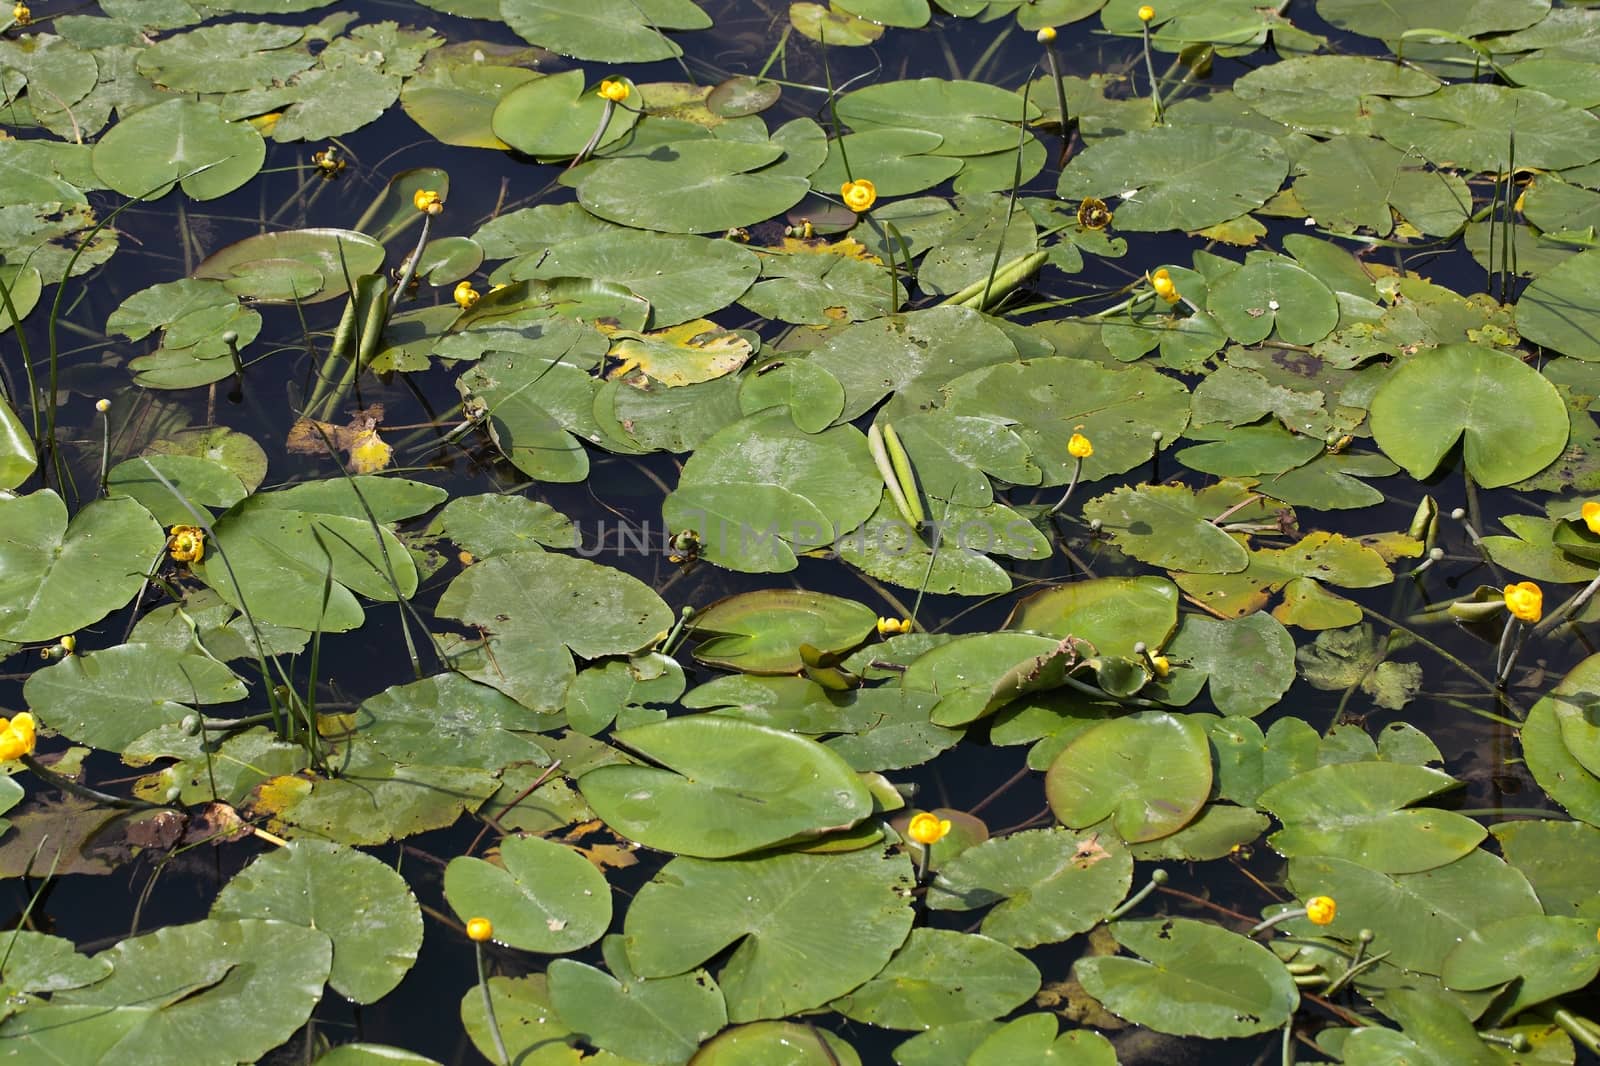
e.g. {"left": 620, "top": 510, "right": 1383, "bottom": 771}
{"left": 212, "top": 840, "right": 422, "bottom": 1005}
{"left": 435, "top": 549, "right": 671, "bottom": 712}
{"left": 1075, "top": 917, "right": 1298, "bottom": 1038}
{"left": 1295, "top": 135, "right": 1471, "bottom": 237}
{"left": 1058, "top": 125, "right": 1289, "bottom": 232}
{"left": 353, "top": 673, "right": 551, "bottom": 770}
{"left": 401, "top": 61, "right": 540, "bottom": 149}
{"left": 1258, "top": 761, "right": 1485, "bottom": 874}
{"left": 1081, "top": 482, "right": 1252, "bottom": 575}
{"left": 609, "top": 319, "right": 753, "bottom": 385}
{"left": 691, "top": 1021, "right": 861, "bottom": 1065}
{"left": 1368, "top": 343, "right": 1569, "bottom": 487}
{"left": 0, "top": 919, "right": 331, "bottom": 1065}
{"left": 790, "top": 2, "right": 884, "bottom": 46}
{"left": 1371, "top": 85, "right": 1600, "bottom": 172}
{"left": 444, "top": 833, "right": 611, "bottom": 953}
{"left": 579, "top": 715, "right": 871, "bottom": 857}
{"left": 0, "top": 931, "right": 112, "bottom": 996}
{"left": 837, "top": 79, "right": 1039, "bottom": 157}
{"left": 1161, "top": 613, "right": 1296, "bottom": 717}
{"left": 491, "top": 68, "right": 641, "bottom": 158}
{"left": 0, "top": 491, "right": 166, "bottom": 643}
{"left": 623, "top": 845, "right": 914, "bottom": 1021}
{"left": 1233, "top": 56, "right": 1440, "bottom": 137}
{"left": 91, "top": 98, "right": 265, "bottom": 202}
{"left": 1045, "top": 711, "right": 1213, "bottom": 842}
{"left": 935, "top": 357, "right": 1191, "bottom": 486}
{"left": 1517, "top": 249, "right": 1600, "bottom": 362}
{"left": 691, "top": 590, "right": 878, "bottom": 674}
{"left": 1207, "top": 259, "right": 1339, "bottom": 345}
{"left": 1442, "top": 914, "right": 1600, "bottom": 1019}
{"left": 0, "top": 393, "right": 36, "bottom": 491}
{"left": 833, "top": 928, "right": 1040, "bottom": 1030}
{"left": 104, "top": 454, "right": 247, "bottom": 527}
{"left": 926, "top": 827, "right": 1133, "bottom": 947}
{"left": 430, "top": 494, "right": 577, "bottom": 557}
{"left": 662, "top": 409, "right": 880, "bottom": 573}
{"left": 137, "top": 22, "right": 312, "bottom": 93}
{"left": 501, "top": 0, "right": 710, "bottom": 62}
{"left": 574, "top": 139, "right": 812, "bottom": 234}
{"left": 549, "top": 935, "right": 726, "bottom": 1066}
{"left": 193, "top": 227, "right": 385, "bottom": 304}
{"left": 1492, "top": 819, "right": 1600, "bottom": 917}
{"left": 24, "top": 642, "right": 246, "bottom": 752}
{"left": 1005, "top": 576, "right": 1179, "bottom": 659}
{"left": 194, "top": 496, "right": 418, "bottom": 633}
{"left": 506, "top": 230, "right": 759, "bottom": 328}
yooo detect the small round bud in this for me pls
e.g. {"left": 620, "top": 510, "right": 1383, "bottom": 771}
{"left": 1150, "top": 868, "right": 1169, "bottom": 884}
{"left": 1357, "top": 928, "right": 1375, "bottom": 943}
{"left": 181, "top": 714, "right": 201, "bottom": 735}
{"left": 94, "top": 398, "right": 111, "bottom": 413}
{"left": 466, "top": 917, "right": 493, "bottom": 942}
{"left": 221, "top": 330, "right": 239, "bottom": 345}
{"left": 1450, "top": 507, "right": 1466, "bottom": 521}
{"left": 1133, "top": 641, "right": 1148, "bottom": 655}
{"left": 1138, "top": 5, "right": 1155, "bottom": 22}
{"left": 1088, "top": 518, "right": 1103, "bottom": 532}
{"left": 1036, "top": 26, "right": 1056, "bottom": 42}
{"left": 1151, "top": 430, "right": 1164, "bottom": 442}
{"left": 1427, "top": 547, "right": 1445, "bottom": 561}
{"left": 165, "top": 786, "right": 183, "bottom": 803}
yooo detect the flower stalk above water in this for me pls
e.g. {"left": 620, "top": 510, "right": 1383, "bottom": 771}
{"left": 1049, "top": 427, "right": 1093, "bottom": 515}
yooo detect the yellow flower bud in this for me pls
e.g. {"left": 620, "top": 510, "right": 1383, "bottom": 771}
{"left": 466, "top": 917, "right": 493, "bottom": 942}
{"left": 1305, "top": 896, "right": 1336, "bottom": 926}
{"left": 454, "top": 280, "right": 480, "bottom": 310}
{"left": 876, "top": 617, "right": 912, "bottom": 637}
{"left": 906, "top": 812, "right": 951, "bottom": 846}
{"left": 1150, "top": 267, "right": 1180, "bottom": 303}
{"left": 95, "top": 398, "right": 111, "bottom": 413}
{"left": 413, "top": 189, "right": 443, "bottom": 215}
{"left": 1138, "top": 5, "right": 1155, "bottom": 22}
{"left": 1503, "top": 581, "right": 1542, "bottom": 624}
{"left": 1068, "top": 426, "right": 1093, "bottom": 459}
{"left": 59, "top": 634, "right": 75, "bottom": 654}
{"left": 1583, "top": 500, "right": 1600, "bottom": 535}
{"left": 11, "top": 3, "right": 29, "bottom": 27}
{"left": 1150, "top": 654, "right": 1170, "bottom": 678}
{"left": 0, "top": 712, "right": 36, "bottom": 762}
{"left": 1036, "top": 26, "right": 1057, "bottom": 43}
{"left": 840, "top": 178, "right": 877, "bottom": 213}
{"left": 596, "top": 79, "right": 631, "bottom": 103}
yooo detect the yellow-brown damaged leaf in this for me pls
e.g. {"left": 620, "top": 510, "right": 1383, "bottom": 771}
{"left": 606, "top": 318, "right": 752, "bottom": 387}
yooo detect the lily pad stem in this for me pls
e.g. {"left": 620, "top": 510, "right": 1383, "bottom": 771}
{"left": 1106, "top": 868, "right": 1167, "bottom": 921}
{"left": 475, "top": 940, "right": 511, "bottom": 1066}
{"left": 1535, "top": 568, "right": 1600, "bottom": 636}
{"left": 1048, "top": 457, "right": 1083, "bottom": 515}
{"left": 20, "top": 755, "right": 166, "bottom": 811}
{"left": 1549, "top": 1008, "right": 1600, "bottom": 1056}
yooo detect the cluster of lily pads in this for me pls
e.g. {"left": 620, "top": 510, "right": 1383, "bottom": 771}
{"left": 5, "top": 0, "right": 1600, "bottom": 1063}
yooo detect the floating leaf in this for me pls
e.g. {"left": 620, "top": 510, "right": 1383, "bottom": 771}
{"left": 691, "top": 590, "right": 878, "bottom": 674}
{"left": 0, "top": 491, "right": 165, "bottom": 643}
{"left": 549, "top": 935, "right": 726, "bottom": 1066}
{"left": 444, "top": 833, "right": 611, "bottom": 953}
{"left": 1368, "top": 343, "right": 1569, "bottom": 487}
{"left": 501, "top": 0, "right": 710, "bottom": 62}
{"left": 624, "top": 845, "right": 914, "bottom": 1021}
{"left": 579, "top": 715, "right": 871, "bottom": 857}
{"left": 91, "top": 98, "right": 265, "bottom": 202}
{"left": 491, "top": 68, "right": 640, "bottom": 158}
{"left": 574, "top": 139, "right": 811, "bottom": 234}
{"left": 1075, "top": 917, "right": 1298, "bottom": 1038}
{"left": 927, "top": 827, "right": 1133, "bottom": 947}
{"left": 1045, "top": 712, "right": 1213, "bottom": 842}
{"left": 212, "top": 840, "right": 422, "bottom": 1005}
{"left": 833, "top": 928, "right": 1040, "bottom": 1030}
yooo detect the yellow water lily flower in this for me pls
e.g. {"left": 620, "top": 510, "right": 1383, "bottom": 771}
{"left": 1138, "top": 4, "right": 1155, "bottom": 21}
{"left": 1583, "top": 500, "right": 1600, "bottom": 535}
{"left": 466, "top": 917, "right": 493, "bottom": 942}
{"left": 454, "top": 280, "right": 480, "bottom": 310}
{"left": 0, "top": 712, "right": 35, "bottom": 762}
{"left": 169, "top": 525, "right": 205, "bottom": 564}
{"left": 1036, "top": 26, "right": 1057, "bottom": 42}
{"left": 1149, "top": 654, "right": 1170, "bottom": 678}
{"left": 877, "top": 617, "right": 912, "bottom": 637}
{"left": 312, "top": 146, "right": 345, "bottom": 178}
{"left": 841, "top": 178, "right": 877, "bottom": 213}
{"left": 596, "top": 79, "right": 631, "bottom": 103}
{"left": 1077, "top": 197, "right": 1113, "bottom": 231}
{"left": 1504, "top": 581, "right": 1542, "bottom": 624}
{"left": 11, "top": 3, "right": 29, "bottom": 27}
{"left": 907, "top": 812, "right": 951, "bottom": 846}
{"left": 1150, "top": 267, "right": 1179, "bottom": 303}
{"left": 1068, "top": 426, "right": 1093, "bottom": 459}
{"left": 413, "top": 189, "right": 443, "bottom": 215}
{"left": 1305, "top": 895, "right": 1336, "bottom": 925}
